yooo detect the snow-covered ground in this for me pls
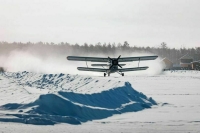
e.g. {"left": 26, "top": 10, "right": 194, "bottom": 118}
{"left": 0, "top": 70, "right": 200, "bottom": 133}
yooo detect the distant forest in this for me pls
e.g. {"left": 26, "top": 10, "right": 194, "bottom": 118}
{"left": 0, "top": 41, "right": 200, "bottom": 64}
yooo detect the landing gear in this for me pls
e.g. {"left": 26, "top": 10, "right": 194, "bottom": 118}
{"left": 104, "top": 73, "right": 106, "bottom": 77}
{"left": 117, "top": 72, "right": 124, "bottom": 76}
{"left": 104, "top": 73, "right": 110, "bottom": 77}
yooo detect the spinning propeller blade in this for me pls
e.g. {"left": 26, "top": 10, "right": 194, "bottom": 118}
{"left": 109, "top": 55, "right": 122, "bottom": 69}
{"left": 118, "top": 64, "right": 122, "bottom": 68}
{"left": 108, "top": 56, "right": 113, "bottom": 61}
{"left": 117, "top": 55, "right": 121, "bottom": 60}
{"left": 109, "top": 65, "right": 114, "bottom": 69}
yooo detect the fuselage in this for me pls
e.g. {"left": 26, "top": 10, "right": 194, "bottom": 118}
{"left": 107, "top": 62, "right": 119, "bottom": 74}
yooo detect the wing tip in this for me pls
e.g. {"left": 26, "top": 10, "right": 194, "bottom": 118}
{"left": 66, "top": 56, "right": 71, "bottom": 60}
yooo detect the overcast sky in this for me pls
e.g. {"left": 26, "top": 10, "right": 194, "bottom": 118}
{"left": 0, "top": 0, "right": 200, "bottom": 48}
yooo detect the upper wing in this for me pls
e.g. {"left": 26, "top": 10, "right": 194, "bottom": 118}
{"left": 67, "top": 56, "right": 108, "bottom": 62}
{"left": 119, "top": 67, "right": 149, "bottom": 72}
{"left": 118, "top": 56, "right": 158, "bottom": 62}
{"left": 77, "top": 67, "right": 108, "bottom": 72}
{"left": 67, "top": 55, "right": 158, "bottom": 62}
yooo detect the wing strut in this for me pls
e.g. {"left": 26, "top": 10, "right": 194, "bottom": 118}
{"left": 101, "top": 65, "right": 106, "bottom": 69}
{"left": 86, "top": 61, "right": 88, "bottom": 68}
{"left": 138, "top": 58, "right": 140, "bottom": 67}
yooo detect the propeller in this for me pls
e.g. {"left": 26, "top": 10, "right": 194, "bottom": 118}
{"left": 108, "top": 55, "right": 122, "bottom": 69}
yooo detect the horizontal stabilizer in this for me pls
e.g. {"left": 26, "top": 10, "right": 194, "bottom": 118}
{"left": 119, "top": 67, "right": 149, "bottom": 72}
{"left": 91, "top": 64, "right": 109, "bottom": 66}
{"left": 91, "top": 64, "right": 126, "bottom": 67}
{"left": 77, "top": 67, "right": 108, "bottom": 72}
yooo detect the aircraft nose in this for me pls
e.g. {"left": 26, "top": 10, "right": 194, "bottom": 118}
{"left": 113, "top": 60, "right": 118, "bottom": 65}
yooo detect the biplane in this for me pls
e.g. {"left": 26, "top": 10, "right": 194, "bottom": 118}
{"left": 67, "top": 55, "right": 158, "bottom": 76}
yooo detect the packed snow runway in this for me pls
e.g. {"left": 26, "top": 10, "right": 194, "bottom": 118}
{"left": 0, "top": 71, "right": 200, "bottom": 133}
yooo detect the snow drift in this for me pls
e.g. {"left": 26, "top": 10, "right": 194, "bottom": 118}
{"left": 0, "top": 71, "right": 157, "bottom": 125}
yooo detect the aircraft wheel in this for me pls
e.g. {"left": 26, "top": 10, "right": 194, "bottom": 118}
{"left": 104, "top": 73, "right": 106, "bottom": 77}
{"left": 108, "top": 73, "right": 110, "bottom": 76}
{"left": 122, "top": 73, "right": 124, "bottom": 76}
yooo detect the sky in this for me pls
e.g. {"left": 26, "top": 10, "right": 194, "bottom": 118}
{"left": 0, "top": 0, "right": 200, "bottom": 48}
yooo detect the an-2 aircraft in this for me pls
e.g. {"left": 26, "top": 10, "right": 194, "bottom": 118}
{"left": 67, "top": 55, "right": 158, "bottom": 77}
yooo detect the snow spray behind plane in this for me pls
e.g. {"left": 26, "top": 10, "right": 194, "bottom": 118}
{"left": 0, "top": 43, "right": 164, "bottom": 75}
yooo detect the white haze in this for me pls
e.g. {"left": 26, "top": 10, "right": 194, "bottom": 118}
{"left": 1, "top": 0, "right": 200, "bottom": 48}
{"left": 0, "top": 45, "right": 164, "bottom": 76}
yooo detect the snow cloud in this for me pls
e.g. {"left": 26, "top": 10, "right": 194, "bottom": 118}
{"left": 0, "top": 44, "right": 164, "bottom": 76}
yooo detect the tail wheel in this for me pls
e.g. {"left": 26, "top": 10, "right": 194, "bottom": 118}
{"left": 122, "top": 73, "right": 124, "bottom": 76}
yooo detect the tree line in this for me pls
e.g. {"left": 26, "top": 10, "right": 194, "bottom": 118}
{"left": 0, "top": 41, "right": 200, "bottom": 64}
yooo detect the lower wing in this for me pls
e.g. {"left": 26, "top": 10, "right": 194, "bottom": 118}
{"left": 77, "top": 67, "right": 108, "bottom": 72}
{"left": 118, "top": 67, "right": 149, "bottom": 72}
